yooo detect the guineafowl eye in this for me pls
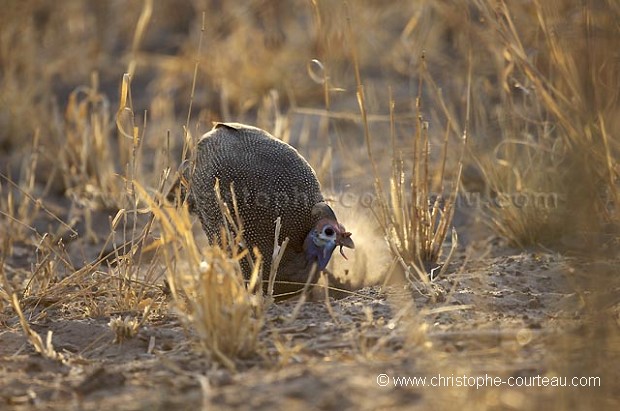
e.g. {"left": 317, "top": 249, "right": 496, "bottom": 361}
{"left": 323, "top": 226, "right": 335, "bottom": 237}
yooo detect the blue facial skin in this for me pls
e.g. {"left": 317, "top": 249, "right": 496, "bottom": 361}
{"left": 305, "top": 228, "right": 337, "bottom": 270}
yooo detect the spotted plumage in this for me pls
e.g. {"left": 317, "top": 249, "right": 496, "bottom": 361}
{"left": 169, "top": 122, "right": 353, "bottom": 295}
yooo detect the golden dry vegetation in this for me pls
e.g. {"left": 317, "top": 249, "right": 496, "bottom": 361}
{"left": 0, "top": 1, "right": 618, "bottom": 410}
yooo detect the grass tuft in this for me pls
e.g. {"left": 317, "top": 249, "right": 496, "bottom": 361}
{"left": 136, "top": 182, "right": 264, "bottom": 371}
{"left": 470, "top": 0, "right": 620, "bottom": 249}
{"left": 354, "top": 60, "right": 464, "bottom": 287}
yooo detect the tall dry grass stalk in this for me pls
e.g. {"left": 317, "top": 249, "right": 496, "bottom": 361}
{"left": 61, "top": 72, "right": 119, "bottom": 208}
{"left": 351, "top": 24, "right": 464, "bottom": 285}
{"left": 472, "top": 0, "right": 619, "bottom": 248}
{"left": 379, "top": 93, "right": 462, "bottom": 285}
{"left": 0, "top": 130, "right": 68, "bottom": 242}
{"left": 137, "top": 183, "right": 264, "bottom": 371}
{"left": 1, "top": 67, "right": 165, "bottom": 325}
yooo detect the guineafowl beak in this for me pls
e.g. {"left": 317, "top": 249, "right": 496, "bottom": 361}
{"left": 337, "top": 230, "right": 354, "bottom": 260}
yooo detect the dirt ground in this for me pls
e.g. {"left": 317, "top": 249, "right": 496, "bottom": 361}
{"left": 1, "top": 2, "right": 619, "bottom": 410}
{"left": 2, "top": 229, "right": 617, "bottom": 410}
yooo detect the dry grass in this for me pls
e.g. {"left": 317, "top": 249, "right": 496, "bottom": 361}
{"left": 9, "top": 293, "right": 65, "bottom": 361}
{"left": 467, "top": 0, "right": 618, "bottom": 248}
{"left": 0, "top": 1, "right": 618, "bottom": 410}
{"left": 356, "top": 63, "right": 464, "bottom": 287}
{"left": 139, "top": 183, "right": 264, "bottom": 370}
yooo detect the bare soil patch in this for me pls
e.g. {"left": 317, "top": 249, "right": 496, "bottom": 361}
{"left": 3, "top": 244, "right": 612, "bottom": 410}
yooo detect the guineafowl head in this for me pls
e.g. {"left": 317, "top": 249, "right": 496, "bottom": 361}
{"left": 303, "top": 203, "right": 354, "bottom": 270}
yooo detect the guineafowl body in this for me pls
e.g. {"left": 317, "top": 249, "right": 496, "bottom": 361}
{"left": 174, "top": 122, "right": 353, "bottom": 295}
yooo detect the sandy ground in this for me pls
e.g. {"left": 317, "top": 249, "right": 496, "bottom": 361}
{"left": 2, "top": 2, "right": 619, "bottom": 410}
{"left": 3, "top": 233, "right": 615, "bottom": 410}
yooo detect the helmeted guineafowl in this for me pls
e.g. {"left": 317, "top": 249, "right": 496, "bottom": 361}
{"left": 169, "top": 122, "right": 354, "bottom": 296}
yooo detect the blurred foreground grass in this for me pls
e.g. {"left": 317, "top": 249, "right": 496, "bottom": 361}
{"left": 0, "top": 1, "right": 618, "bottom": 410}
